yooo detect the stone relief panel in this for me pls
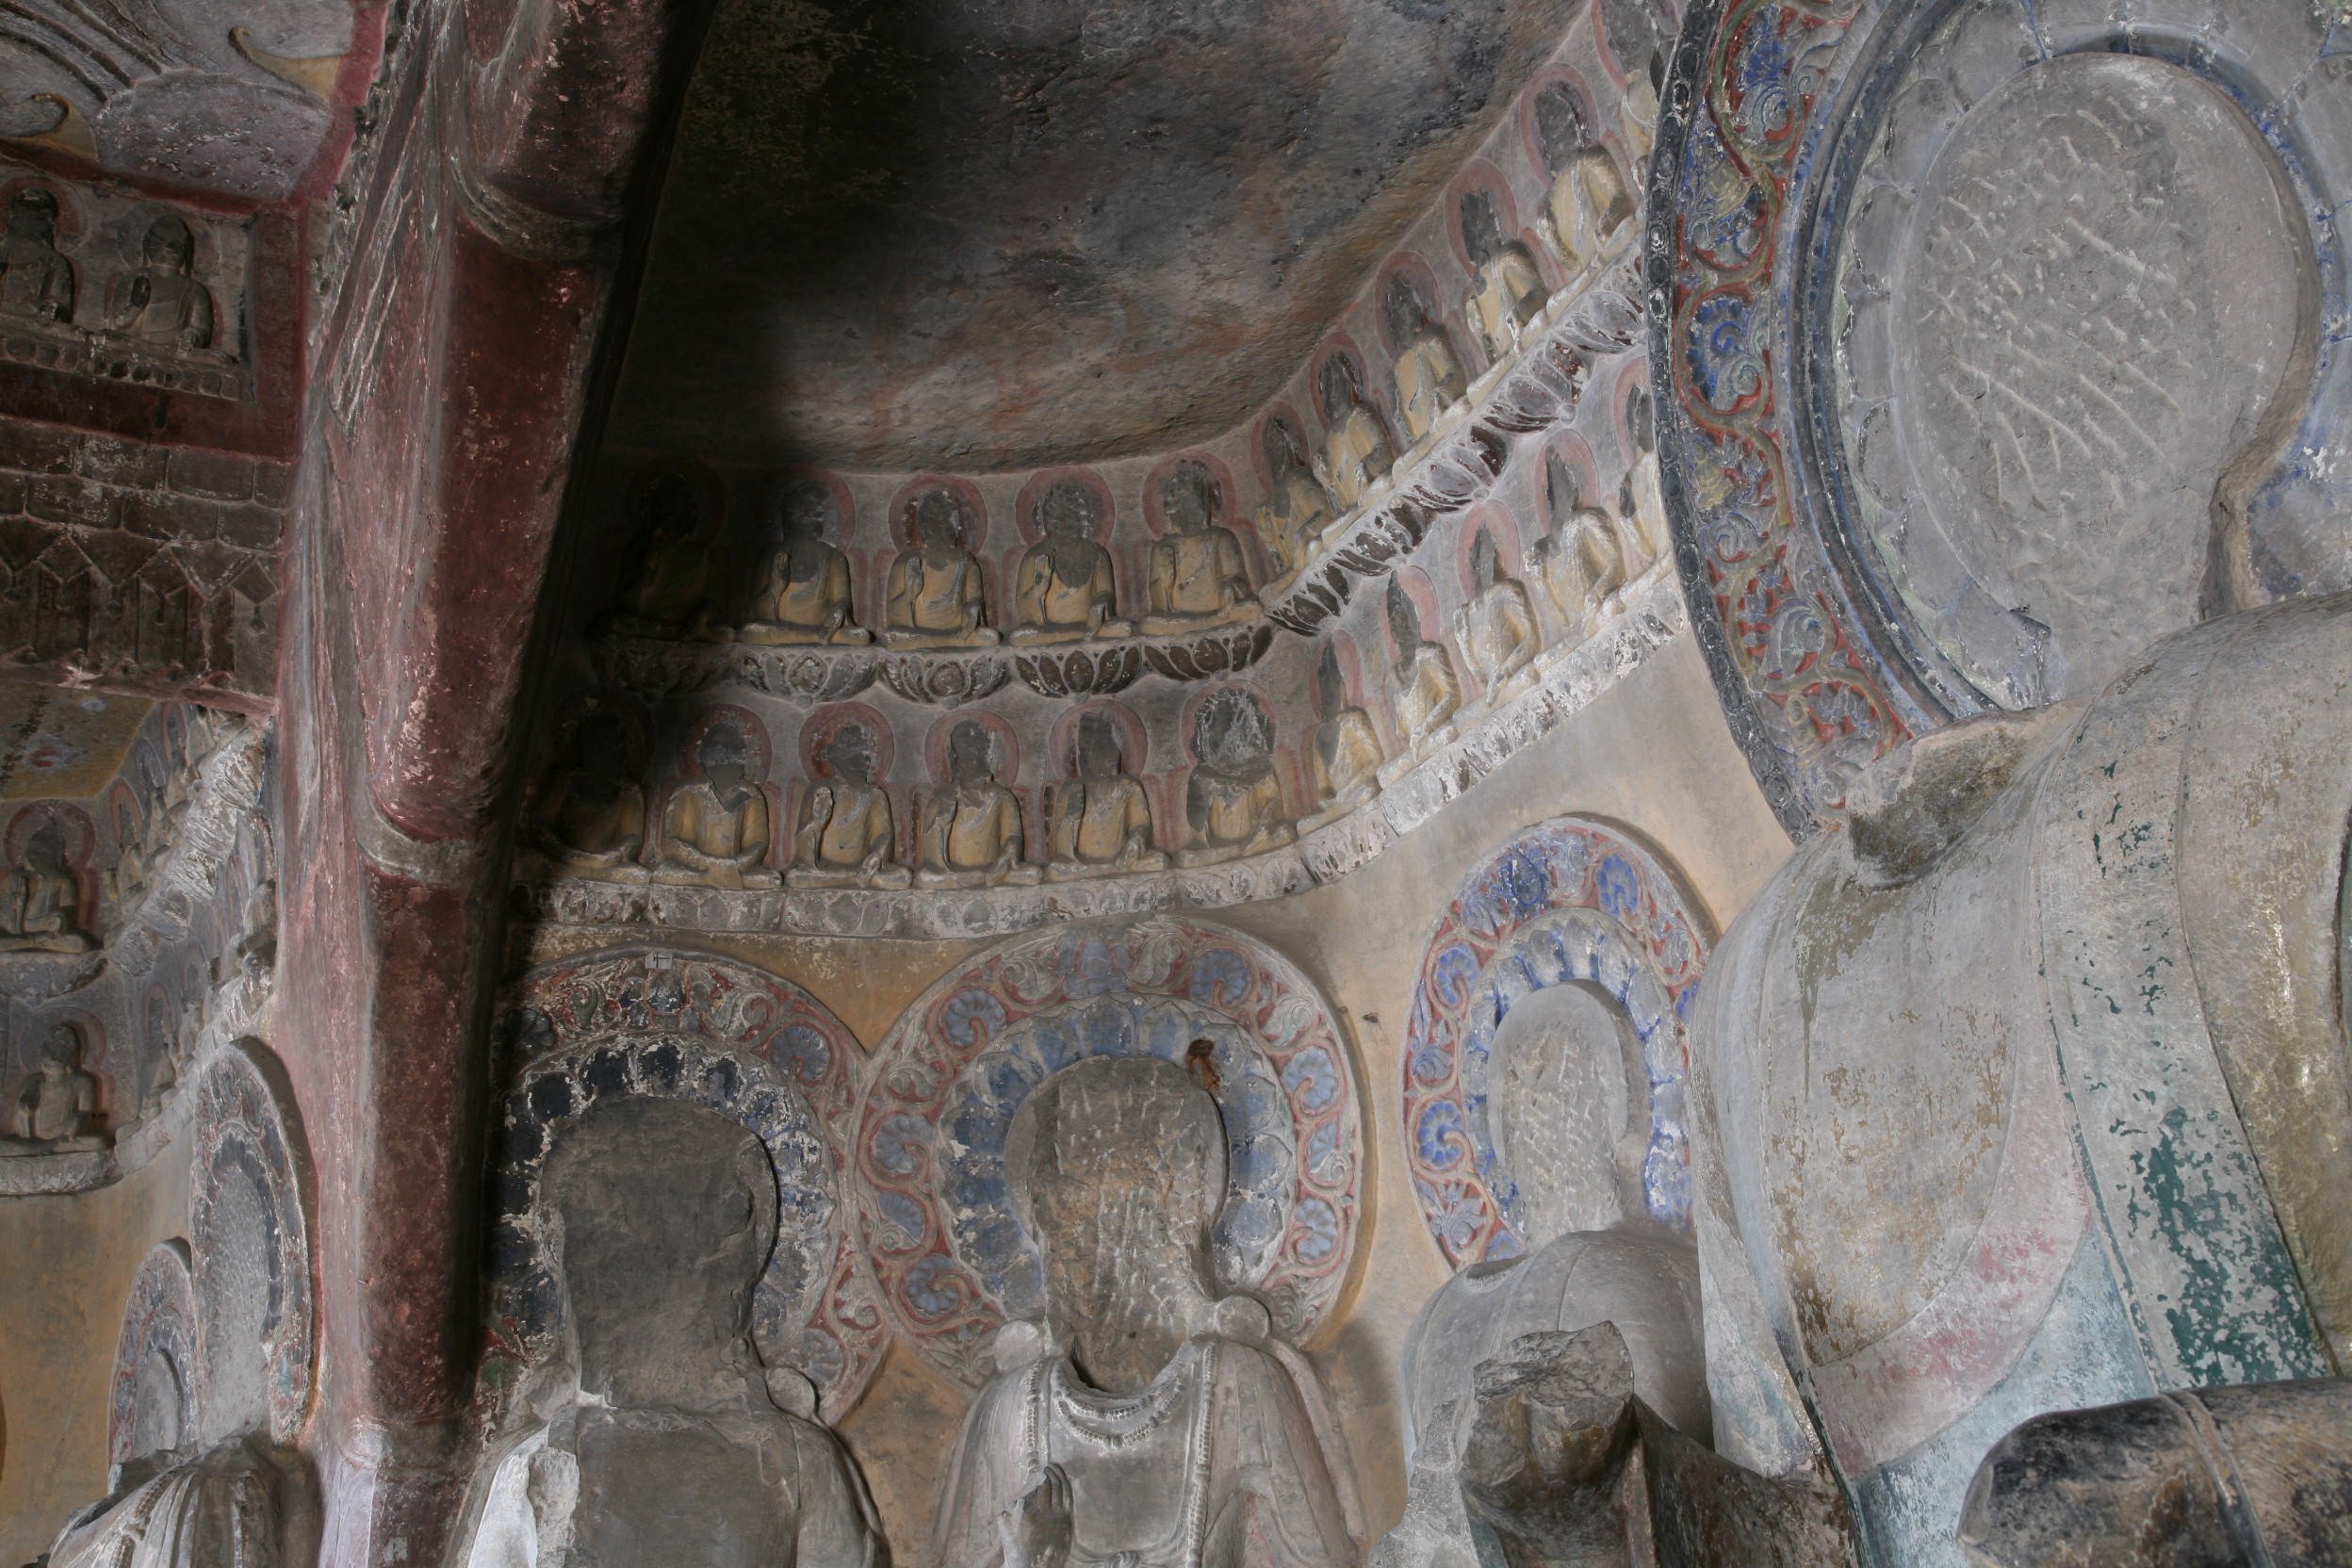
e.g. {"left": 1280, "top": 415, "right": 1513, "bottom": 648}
{"left": 108, "top": 1238, "right": 199, "bottom": 1474}
{"left": 851, "top": 917, "right": 1362, "bottom": 1384}
{"left": 189, "top": 1037, "right": 313, "bottom": 1446}
{"left": 1403, "top": 816, "right": 1707, "bottom": 1268}
{"left": 1651, "top": 0, "right": 2352, "bottom": 832}
{"left": 491, "top": 946, "right": 884, "bottom": 1421}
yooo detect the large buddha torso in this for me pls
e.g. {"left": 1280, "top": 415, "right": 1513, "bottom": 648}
{"left": 813, "top": 782, "right": 891, "bottom": 867}
{"left": 671, "top": 781, "right": 765, "bottom": 860}
{"left": 937, "top": 784, "right": 1018, "bottom": 870}
{"left": 898, "top": 547, "right": 981, "bottom": 630}
{"left": 1157, "top": 532, "right": 1235, "bottom": 616}
{"left": 1023, "top": 547, "right": 1109, "bottom": 629}
{"left": 759, "top": 546, "right": 850, "bottom": 629}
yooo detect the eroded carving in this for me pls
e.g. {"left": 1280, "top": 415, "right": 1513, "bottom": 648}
{"left": 1177, "top": 687, "right": 1293, "bottom": 868}
{"left": 1, "top": 817, "right": 94, "bottom": 952}
{"left": 1012, "top": 481, "right": 1133, "bottom": 645}
{"left": 931, "top": 1055, "right": 1359, "bottom": 1568}
{"left": 1461, "top": 192, "right": 1548, "bottom": 365}
{"left": 885, "top": 487, "right": 998, "bottom": 648}
{"left": 2, "top": 1018, "right": 108, "bottom": 1153}
{"left": 529, "top": 705, "right": 649, "bottom": 883}
{"left": 1253, "top": 417, "right": 1336, "bottom": 583}
{"left": 1380, "top": 579, "right": 1461, "bottom": 781}
{"left": 599, "top": 469, "right": 722, "bottom": 642}
{"left": 106, "top": 216, "right": 213, "bottom": 350}
{"left": 1300, "top": 643, "right": 1381, "bottom": 834}
{"left": 1047, "top": 710, "right": 1166, "bottom": 880}
{"left": 1453, "top": 528, "right": 1541, "bottom": 707}
{"left": 1143, "top": 463, "right": 1260, "bottom": 637}
{"left": 0, "top": 187, "right": 72, "bottom": 323}
{"left": 788, "top": 722, "right": 910, "bottom": 890}
{"left": 918, "top": 719, "right": 1041, "bottom": 890}
{"left": 1536, "top": 85, "right": 1632, "bottom": 281}
{"left": 653, "top": 718, "right": 779, "bottom": 890}
{"left": 1315, "top": 355, "right": 1397, "bottom": 516}
{"left": 739, "top": 479, "right": 871, "bottom": 646}
{"left": 1389, "top": 274, "right": 1470, "bottom": 447}
{"left": 1531, "top": 452, "right": 1628, "bottom": 639}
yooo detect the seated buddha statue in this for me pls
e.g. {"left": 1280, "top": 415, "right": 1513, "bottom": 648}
{"left": 1, "top": 1021, "right": 109, "bottom": 1155}
{"left": 1175, "top": 689, "right": 1293, "bottom": 869}
{"left": 739, "top": 480, "right": 870, "bottom": 645}
{"left": 1619, "top": 386, "right": 1671, "bottom": 564}
{"left": 1142, "top": 464, "right": 1259, "bottom": 636}
{"left": 1459, "top": 191, "right": 1550, "bottom": 365}
{"left": 0, "top": 821, "right": 93, "bottom": 953}
{"left": 529, "top": 709, "right": 648, "bottom": 882}
{"left": 788, "top": 724, "right": 912, "bottom": 890}
{"left": 916, "top": 720, "right": 1041, "bottom": 890}
{"left": 1009, "top": 482, "right": 1131, "bottom": 645}
{"left": 1452, "top": 528, "right": 1541, "bottom": 707}
{"left": 1379, "top": 579, "right": 1461, "bottom": 784}
{"left": 1298, "top": 644, "right": 1383, "bottom": 835}
{"left": 1385, "top": 275, "right": 1469, "bottom": 447}
{"left": 1312, "top": 357, "right": 1396, "bottom": 517}
{"left": 1250, "top": 420, "right": 1336, "bottom": 583}
{"left": 1046, "top": 711, "right": 1165, "bottom": 880}
{"left": 1534, "top": 84, "right": 1634, "bottom": 279}
{"left": 459, "top": 1097, "right": 879, "bottom": 1568}
{"left": 931, "top": 1055, "right": 1359, "bottom": 1568}
{"left": 653, "top": 719, "right": 779, "bottom": 890}
{"left": 884, "top": 489, "right": 997, "bottom": 648}
{"left": 0, "top": 188, "right": 73, "bottom": 325}
{"left": 1531, "top": 452, "right": 1629, "bottom": 637}
{"left": 597, "top": 470, "right": 722, "bottom": 641}
{"left": 106, "top": 216, "right": 214, "bottom": 350}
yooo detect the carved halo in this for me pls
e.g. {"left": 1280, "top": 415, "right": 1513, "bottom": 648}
{"left": 189, "top": 1037, "right": 315, "bottom": 1444}
{"left": 490, "top": 946, "right": 883, "bottom": 1422}
{"left": 108, "top": 1239, "right": 198, "bottom": 1466}
{"left": 1403, "top": 817, "right": 1709, "bottom": 1267}
{"left": 852, "top": 916, "right": 1362, "bottom": 1384}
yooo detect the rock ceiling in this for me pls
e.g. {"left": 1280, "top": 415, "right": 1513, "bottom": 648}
{"left": 611, "top": 0, "right": 1584, "bottom": 471}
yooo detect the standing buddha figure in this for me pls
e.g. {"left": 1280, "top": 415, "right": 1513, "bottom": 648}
{"left": 0, "top": 188, "right": 72, "bottom": 324}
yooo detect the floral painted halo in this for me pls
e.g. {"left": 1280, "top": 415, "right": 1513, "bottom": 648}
{"left": 491, "top": 947, "right": 883, "bottom": 1422}
{"left": 854, "top": 917, "right": 1361, "bottom": 1385}
{"left": 1404, "top": 817, "right": 1708, "bottom": 1267}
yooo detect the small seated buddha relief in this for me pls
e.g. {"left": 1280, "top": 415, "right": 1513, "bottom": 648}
{"left": 1531, "top": 450, "right": 1630, "bottom": 637}
{"left": 1314, "top": 355, "right": 1397, "bottom": 517}
{"left": 1047, "top": 711, "right": 1166, "bottom": 881}
{"left": 1453, "top": 527, "right": 1541, "bottom": 707}
{"left": 1300, "top": 643, "right": 1383, "bottom": 834}
{"left": 1380, "top": 578, "right": 1462, "bottom": 783}
{"left": 0, "top": 188, "right": 73, "bottom": 325}
{"left": 1142, "top": 463, "right": 1259, "bottom": 636}
{"left": 1, "top": 1021, "right": 109, "bottom": 1155}
{"left": 654, "top": 719, "right": 780, "bottom": 890}
{"left": 884, "top": 488, "right": 997, "bottom": 648}
{"left": 0, "top": 820, "right": 93, "bottom": 954}
{"left": 788, "top": 723, "right": 911, "bottom": 890}
{"left": 1619, "top": 386, "right": 1672, "bottom": 564}
{"left": 1251, "top": 418, "right": 1335, "bottom": 583}
{"left": 1534, "top": 84, "right": 1634, "bottom": 279}
{"left": 1386, "top": 274, "right": 1469, "bottom": 447}
{"left": 739, "top": 480, "right": 870, "bottom": 645}
{"left": 916, "top": 720, "right": 1041, "bottom": 890}
{"left": 106, "top": 215, "right": 213, "bottom": 350}
{"left": 530, "top": 707, "right": 649, "bottom": 882}
{"left": 1175, "top": 688, "right": 1293, "bottom": 869}
{"left": 598, "top": 469, "right": 723, "bottom": 642}
{"left": 1460, "top": 191, "right": 1550, "bottom": 365}
{"left": 1009, "top": 481, "right": 1131, "bottom": 645}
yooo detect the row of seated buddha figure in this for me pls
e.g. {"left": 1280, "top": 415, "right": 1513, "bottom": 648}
{"left": 0, "top": 1019, "right": 109, "bottom": 1156}
{"left": 0, "top": 819, "right": 96, "bottom": 953}
{"left": 0, "top": 189, "right": 215, "bottom": 349}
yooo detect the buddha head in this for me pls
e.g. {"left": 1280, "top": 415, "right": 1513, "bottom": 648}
{"left": 1073, "top": 711, "right": 1124, "bottom": 781}
{"left": 946, "top": 719, "right": 996, "bottom": 785}
{"left": 1460, "top": 189, "right": 1506, "bottom": 270}
{"left": 642, "top": 471, "right": 701, "bottom": 545}
{"left": 909, "top": 489, "right": 966, "bottom": 554}
{"left": 776, "top": 481, "right": 836, "bottom": 581}
{"left": 1262, "top": 416, "right": 1308, "bottom": 482}
{"left": 1317, "top": 354, "right": 1361, "bottom": 422}
{"left": 36, "top": 1019, "right": 85, "bottom": 1075}
{"left": 819, "top": 724, "right": 877, "bottom": 787}
{"left": 1386, "top": 575, "right": 1424, "bottom": 654}
{"left": 543, "top": 1096, "right": 776, "bottom": 1409}
{"left": 1193, "top": 688, "right": 1274, "bottom": 778}
{"left": 1534, "top": 83, "right": 1594, "bottom": 175}
{"left": 1163, "top": 463, "right": 1219, "bottom": 535}
{"left": 1315, "top": 643, "right": 1348, "bottom": 722}
{"left": 564, "top": 709, "right": 635, "bottom": 801}
{"left": 1471, "top": 527, "right": 1505, "bottom": 593}
{"left": 24, "top": 820, "right": 69, "bottom": 877}
{"left": 1007, "top": 1055, "right": 1227, "bottom": 1339}
{"left": 1037, "top": 482, "right": 1100, "bottom": 586}
{"left": 7, "top": 188, "right": 57, "bottom": 246}
{"left": 696, "top": 720, "right": 756, "bottom": 804}
{"left": 1384, "top": 273, "right": 1433, "bottom": 348}
{"left": 141, "top": 216, "right": 194, "bottom": 274}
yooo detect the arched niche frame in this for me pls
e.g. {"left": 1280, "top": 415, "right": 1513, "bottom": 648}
{"left": 189, "top": 1037, "right": 315, "bottom": 1446}
{"left": 109, "top": 1238, "right": 197, "bottom": 1470}
{"left": 1403, "top": 817, "right": 1708, "bottom": 1269}
{"left": 491, "top": 946, "right": 883, "bottom": 1422}
{"left": 1646, "top": 0, "right": 2352, "bottom": 837}
{"left": 852, "top": 916, "right": 1362, "bottom": 1386}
